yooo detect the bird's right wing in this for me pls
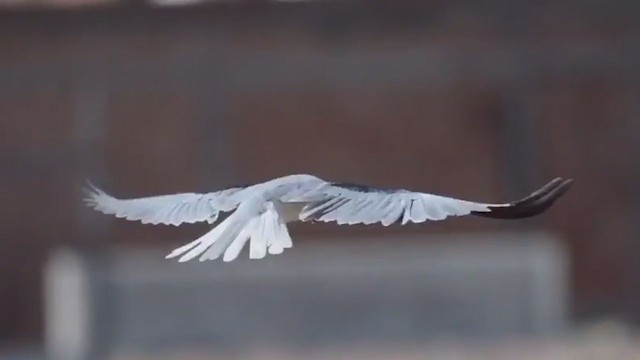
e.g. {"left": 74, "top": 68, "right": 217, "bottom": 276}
{"left": 296, "top": 177, "right": 573, "bottom": 226}
{"left": 83, "top": 182, "right": 247, "bottom": 226}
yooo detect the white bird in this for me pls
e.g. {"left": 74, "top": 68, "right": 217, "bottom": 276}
{"left": 83, "top": 174, "right": 573, "bottom": 263}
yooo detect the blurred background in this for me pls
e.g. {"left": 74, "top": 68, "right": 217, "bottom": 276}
{"left": 2, "top": 0, "right": 640, "bottom": 359}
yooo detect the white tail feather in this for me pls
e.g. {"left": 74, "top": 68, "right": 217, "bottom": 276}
{"left": 277, "top": 222, "right": 293, "bottom": 249}
{"left": 249, "top": 212, "right": 270, "bottom": 259}
{"left": 267, "top": 221, "right": 292, "bottom": 255}
{"left": 164, "top": 212, "right": 240, "bottom": 262}
{"left": 165, "top": 238, "right": 203, "bottom": 259}
{"left": 195, "top": 220, "right": 245, "bottom": 262}
{"left": 221, "top": 217, "right": 258, "bottom": 262}
{"left": 165, "top": 201, "right": 294, "bottom": 263}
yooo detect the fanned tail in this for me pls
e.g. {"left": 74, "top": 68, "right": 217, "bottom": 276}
{"left": 244, "top": 205, "right": 293, "bottom": 260}
{"left": 165, "top": 212, "right": 245, "bottom": 262}
{"left": 165, "top": 201, "right": 293, "bottom": 263}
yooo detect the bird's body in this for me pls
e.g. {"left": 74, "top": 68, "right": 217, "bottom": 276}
{"left": 84, "top": 174, "right": 572, "bottom": 263}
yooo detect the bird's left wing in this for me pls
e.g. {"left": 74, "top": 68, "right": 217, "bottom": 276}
{"left": 296, "top": 178, "right": 573, "bottom": 226}
{"left": 83, "top": 182, "right": 247, "bottom": 226}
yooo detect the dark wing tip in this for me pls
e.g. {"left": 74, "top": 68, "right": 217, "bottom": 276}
{"left": 472, "top": 178, "right": 573, "bottom": 220}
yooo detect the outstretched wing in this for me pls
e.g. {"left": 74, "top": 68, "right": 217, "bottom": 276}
{"left": 83, "top": 182, "right": 248, "bottom": 226}
{"left": 298, "top": 178, "right": 573, "bottom": 226}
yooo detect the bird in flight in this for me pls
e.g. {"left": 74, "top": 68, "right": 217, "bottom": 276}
{"left": 84, "top": 174, "right": 572, "bottom": 263}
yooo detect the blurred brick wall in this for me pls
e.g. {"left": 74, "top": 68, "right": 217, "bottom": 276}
{"left": 0, "top": 0, "right": 639, "bottom": 343}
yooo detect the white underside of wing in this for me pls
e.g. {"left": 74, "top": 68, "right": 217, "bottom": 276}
{"left": 299, "top": 188, "right": 491, "bottom": 226}
{"left": 83, "top": 184, "right": 243, "bottom": 226}
{"left": 85, "top": 174, "right": 513, "bottom": 262}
